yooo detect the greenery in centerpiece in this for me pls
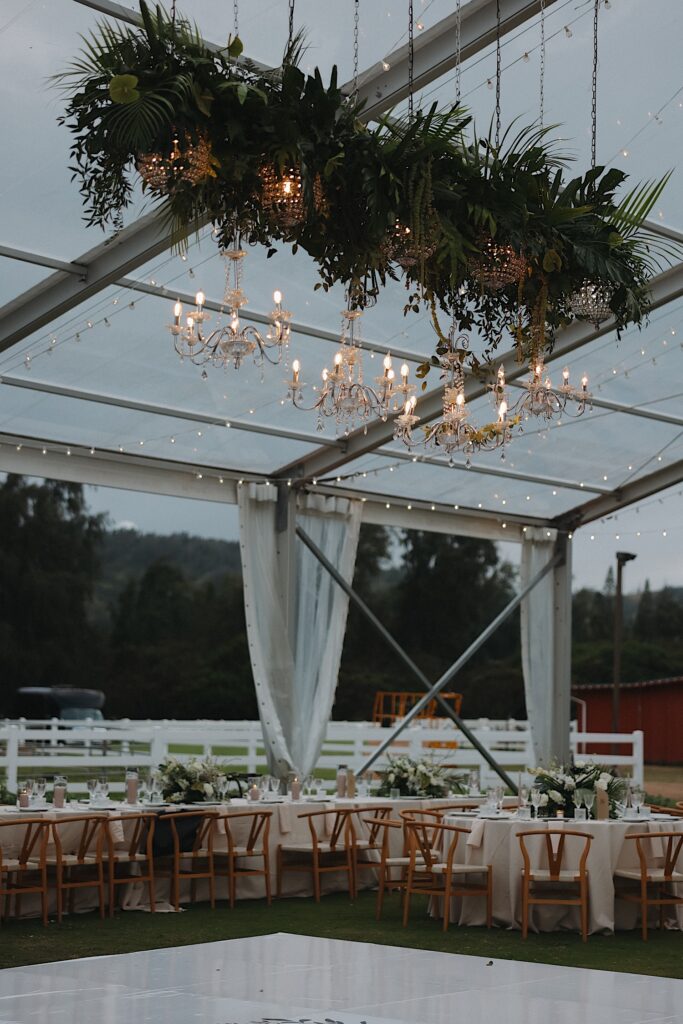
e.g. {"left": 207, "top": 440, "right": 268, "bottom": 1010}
{"left": 530, "top": 761, "right": 628, "bottom": 819}
{"left": 377, "top": 755, "right": 465, "bottom": 799}
{"left": 55, "top": 2, "right": 678, "bottom": 368}
{"left": 157, "top": 755, "right": 230, "bottom": 803}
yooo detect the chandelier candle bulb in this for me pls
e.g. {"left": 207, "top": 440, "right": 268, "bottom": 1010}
{"left": 273, "top": 290, "right": 282, "bottom": 305}
{"left": 292, "top": 360, "right": 300, "bottom": 384}
{"left": 195, "top": 291, "right": 205, "bottom": 312}
{"left": 401, "top": 364, "right": 409, "bottom": 383}
{"left": 173, "top": 301, "right": 182, "bottom": 326}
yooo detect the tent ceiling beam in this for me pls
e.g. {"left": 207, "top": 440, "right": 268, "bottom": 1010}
{"left": 0, "top": 375, "right": 339, "bottom": 451}
{"left": 0, "top": 242, "right": 418, "bottom": 362}
{"left": 308, "top": 480, "right": 553, "bottom": 531}
{"left": 71, "top": 0, "right": 270, "bottom": 68}
{"left": 372, "top": 446, "right": 610, "bottom": 495}
{"left": 276, "top": 260, "right": 683, "bottom": 483}
{"left": 556, "top": 458, "right": 683, "bottom": 530}
{"left": 0, "top": 373, "right": 609, "bottom": 497}
{"left": 352, "top": 0, "right": 560, "bottom": 120}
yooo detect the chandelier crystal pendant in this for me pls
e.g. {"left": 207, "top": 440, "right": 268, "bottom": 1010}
{"left": 169, "top": 246, "right": 292, "bottom": 370}
{"left": 286, "top": 306, "right": 414, "bottom": 434}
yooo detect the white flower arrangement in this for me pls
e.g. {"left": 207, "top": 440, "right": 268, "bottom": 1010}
{"left": 529, "top": 761, "right": 627, "bottom": 818}
{"left": 377, "top": 755, "right": 465, "bottom": 798}
{"left": 157, "top": 756, "right": 228, "bottom": 803}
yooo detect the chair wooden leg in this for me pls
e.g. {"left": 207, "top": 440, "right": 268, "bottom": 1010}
{"left": 109, "top": 866, "right": 116, "bottom": 918}
{"left": 312, "top": 851, "right": 321, "bottom": 903}
{"left": 209, "top": 857, "right": 215, "bottom": 910}
{"left": 41, "top": 869, "right": 48, "bottom": 927}
{"left": 148, "top": 862, "right": 156, "bottom": 914}
{"left": 276, "top": 847, "right": 283, "bottom": 898}
{"left": 228, "top": 857, "right": 236, "bottom": 909}
{"left": 580, "top": 881, "right": 589, "bottom": 942}
{"left": 521, "top": 878, "right": 529, "bottom": 939}
{"left": 486, "top": 867, "right": 493, "bottom": 928}
{"left": 442, "top": 873, "right": 451, "bottom": 932}
{"left": 376, "top": 865, "right": 386, "bottom": 921}
{"left": 263, "top": 853, "right": 272, "bottom": 905}
{"left": 641, "top": 879, "right": 649, "bottom": 942}
{"left": 15, "top": 890, "right": 22, "bottom": 921}
{"left": 402, "top": 877, "right": 412, "bottom": 927}
{"left": 347, "top": 849, "right": 355, "bottom": 901}
{"left": 98, "top": 865, "right": 105, "bottom": 920}
{"left": 56, "top": 871, "right": 63, "bottom": 925}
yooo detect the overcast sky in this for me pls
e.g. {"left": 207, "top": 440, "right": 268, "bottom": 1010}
{"left": 83, "top": 482, "right": 681, "bottom": 595}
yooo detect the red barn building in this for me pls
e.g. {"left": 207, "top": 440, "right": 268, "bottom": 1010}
{"left": 572, "top": 676, "right": 683, "bottom": 764}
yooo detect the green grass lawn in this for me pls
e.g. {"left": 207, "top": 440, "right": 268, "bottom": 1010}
{"left": 1, "top": 891, "right": 681, "bottom": 978}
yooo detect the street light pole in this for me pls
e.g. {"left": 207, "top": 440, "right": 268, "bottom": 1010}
{"left": 612, "top": 551, "right": 637, "bottom": 735}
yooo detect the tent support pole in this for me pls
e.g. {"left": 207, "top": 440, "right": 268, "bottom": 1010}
{"left": 296, "top": 526, "right": 557, "bottom": 791}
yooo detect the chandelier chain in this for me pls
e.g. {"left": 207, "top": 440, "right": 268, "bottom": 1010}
{"left": 408, "top": 0, "right": 415, "bottom": 119}
{"left": 288, "top": 0, "right": 296, "bottom": 53}
{"left": 352, "top": 0, "right": 360, "bottom": 96}
{"left": 591, "top": 0, "right": 599, "bottom": 171}
{"left": 539, "top": 0, "right": 545, "bottom": 125}
{"left": 495, "top": 0, "right": 501, "bottom": 148}
{"left": 454, "top": 0, "right": 462, "bottom": 105}
{"left": 233, "top": 0, "right": 239, "bottom": 38}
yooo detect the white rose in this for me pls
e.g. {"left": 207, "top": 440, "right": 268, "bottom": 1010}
{"left": 596, "top": 778, "right": 608, "bottom": 791}
{"left": 599, "top": 772, "right": 612, "bottom": 783}
{"left": 539, "top": 793, "right": 549, "bottom": 806}
{"left": 564, "top": 778, "right": 576, "bottom": 790}
{"left": 203, "top": 782, "right": 214, "bottom": 797}
{"left": 575, "top": 761, "right": 586, "bottom": 770}
{"left": 548, "top": 790, "right": 564, "bottom": 804}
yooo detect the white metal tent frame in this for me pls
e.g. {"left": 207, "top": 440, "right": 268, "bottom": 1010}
{"left": 1, "top": 0, "right": 683, "bottom": 537}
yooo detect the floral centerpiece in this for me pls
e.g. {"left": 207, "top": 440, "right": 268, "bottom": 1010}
{"left": 158, "top": 756, "right": 229, "bottom": 803}
{"left": 377, "top": 755, "right": 465, "bottom": 799}
{"left": 530, "top": 761, "right": 628, "bottom": 819}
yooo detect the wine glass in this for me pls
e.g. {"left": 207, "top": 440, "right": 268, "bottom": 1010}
{"left": 97, "top": 777, "right": 109, "bottom": 803}
{"left": 583, "top": 790, "right": 595, "bottom": 819}
{"left": 215, "top": 776, "right": 229, "bottom": 802}
{"left": 86, "top": 778, "right": 98, "bottom": 803}
{"left": 137, "top": 778, "right": 149, "bottom": 804}
{"left": 34, "top": 777, "right": 47, "bottom": 804}
{"left": 530, "top": 788, "right": 542, "bottom": 819}
{"left": 631, "top": 786, "right": 645, "bottom": 814}
{"left": 269, "top": 775, "right": 281, "bottom": 796}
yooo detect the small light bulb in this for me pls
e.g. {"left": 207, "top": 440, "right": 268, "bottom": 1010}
{"left": 195, "top": 290, "right": 205, "bottom": 307}
{"left": 174, "top": 301, "right": 182, "bottom": 319}
{"left": 273, "top": 290, "right": 282, "bottom": 304}
{"left": 292, "top": 359, "right": 300, "bottom": 373}
{"left": 498, "top": 400, "right": 508, "bottom": 419}
{"left": 334, "top": 353, "right": 343, "bottom": 366}
{"left": 581, "top": 374, "right": 589, "bottom": 388}
{"left": 382, "top": 60, "right": 391, "bottom": 71}
{"left": 383, "top": 354, "right": 392, "bottom": 371}
{"left": 456, "top": 392, "right": 465, "bottom": 407}
{"left": 400, "top": 363, "right": 409, "bottom": 378}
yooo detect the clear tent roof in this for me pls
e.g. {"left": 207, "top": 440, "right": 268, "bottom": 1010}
{"left": 1, "top": 0, "right": 682, "bottom": 531}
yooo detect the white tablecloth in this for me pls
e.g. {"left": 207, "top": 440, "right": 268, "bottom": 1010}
{"left": 0, "top": 796, "right": 465, "bottom": 916}
{"left": 439, "top": 813, "right": 683, "bottom": 934}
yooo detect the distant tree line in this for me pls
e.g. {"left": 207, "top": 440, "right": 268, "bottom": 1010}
{"left": 0, "top": 475, "right": 681, "bottom": 722}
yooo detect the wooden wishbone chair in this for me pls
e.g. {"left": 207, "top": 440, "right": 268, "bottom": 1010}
{"left": 352, "top": 805, "right": 394, "bottom": 895}
{"left": 50, "top": 815, "right": 108, "bottom": 923}
{"left": 403, "top": 819, "right": 492, "bottom": 931}
{"left": 518, "top": 829, "right": 592, "bottom": 942}
{"left": 361, "top": 815, "right": 405, "bottom": 919}
{"left": 276, "top": 808, "right": 357, "bottom": 902}
{"left": 106, "top": 812, "right": 156, "bottom": 915}
{"left": 0, "top": 818, "right": 50, "bottom": 926}
{"left": 153, "top": 810, "right": 219, "bottom": 912}
{"left": 614, "top": 831, "right": 683, "bottom": 940}
{"left": 216, "top": 809, "right": 272, "bottom": 907}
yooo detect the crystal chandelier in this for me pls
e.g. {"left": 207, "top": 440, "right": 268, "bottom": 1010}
{"left": 286, "top": 306, "right": 415, "bottom": 433}
{"left": 169, "top": 246, "right": 292, "bottom": 370}
{"left": 568, "top": 280, "right": 613, "bottom": 328}
{"left": 468, "top": 235, "right": 527, "bottom": 290}
{"left": 394, "top": 331, "right": 513, "bottom": 465}
{"left": 138, "top": 129, "right": 214, "bottom": 194}
{"left": 259, "top": 164, "right": 327, "bottom": 231}
{"left": 384, "top": 216, "right": 438, "bottom": 269}
{"left": 512, "top": 356, "right": 591, "bottom": 421}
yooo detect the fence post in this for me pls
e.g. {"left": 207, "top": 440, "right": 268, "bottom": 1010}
{"left": 149, "top": 726, "right": 165, "bottom": 769}
{"left": 632, "top": 730, "right": 644, "bottom": 786}
{"left": 50, "top": 717, "right": 59, "bottom": 747}
{"left": 6, "top": 725, "right": 19, "bottom": 793}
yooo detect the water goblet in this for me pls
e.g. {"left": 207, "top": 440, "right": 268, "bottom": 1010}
{"left": 269, "top": 776, "right": 281, "bottom": 796}
{"left": 86, "top": 778, "right": 98, "bottom": 803}
{"left": 530, "top": 788, "right": 542, "bottom": 819}
{"left": 97, "top": 778, "right": 110, "bottom": 803}
{"left": 583, "top": 790, "right": 595, "bottom": 819}
{"left": 34, "top": 777, "right": 47, "bottom": 805}
{"left": 137, "top": 779, "right": 149, "bottom": 804}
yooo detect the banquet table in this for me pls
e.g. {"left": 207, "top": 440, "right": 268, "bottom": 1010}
{"left": 0, "top": 795, "right": 470, "bottom": 917}
{"left": 439, "top": 811, "right": 683, "bottom": 934}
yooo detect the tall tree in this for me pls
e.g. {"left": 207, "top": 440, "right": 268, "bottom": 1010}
{"left": 0, "top": 475, "right": 104, "bottom": 712}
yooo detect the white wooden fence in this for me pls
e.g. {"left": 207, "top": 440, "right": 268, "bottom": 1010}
{"left": 0, "top": 718, "right": 644, "bottom": 796}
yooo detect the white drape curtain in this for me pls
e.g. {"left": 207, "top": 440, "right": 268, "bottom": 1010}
{"left": 238, "top": 484, "right": 361, "bottom": 777}
{"left": 520, "top": 527, "right": 557, "bottom": 766}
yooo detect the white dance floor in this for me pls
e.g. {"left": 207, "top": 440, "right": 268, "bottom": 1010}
{"left": 1, "top": 932, "right": 681, "bottom": 1024}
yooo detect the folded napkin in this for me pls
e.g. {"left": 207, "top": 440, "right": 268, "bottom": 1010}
{"left": 467, "top": 819, "right": 486, "bottom": 848}
{"left": 278, "top": 804, "right": 295, "bottom": 834}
